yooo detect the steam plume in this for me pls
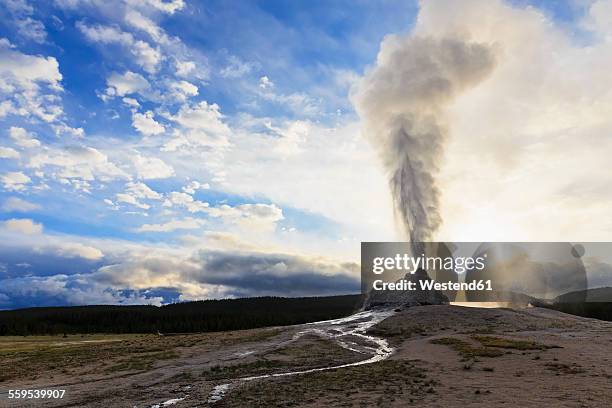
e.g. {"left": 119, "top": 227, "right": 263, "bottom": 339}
{"left": 353, "top": 36, "right": 496, "bottom": 250}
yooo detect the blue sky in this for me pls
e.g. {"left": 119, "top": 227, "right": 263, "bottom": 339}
{"left": 0, "top": 0, "right": 611, "bottom": 309}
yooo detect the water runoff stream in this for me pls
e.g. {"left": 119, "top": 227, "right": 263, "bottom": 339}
{"left": 149, "top": 308, "right": 395, "bottom": 407}
{"left": 206, "top": 308, "right": 395, "bottom": 405}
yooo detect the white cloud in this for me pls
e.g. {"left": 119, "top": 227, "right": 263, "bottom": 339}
{"left": 3, "top": 218, "right": 43, "bottom": 235}
{"left": 210, "top": 120, "right": 393, "bottom": 246}
{"left": 4, "top": 0, "right": 47, "bottom": 43}
{"left": 268, "top": 120, "right": 309, "bottom": 156}
{"left": 221, "top": 56, "right": 253, "bottom": 78}
{"left": 207, "top": 203, "right": 284, "bottom": 232}
{"left": 51, "top": 123, "right": 85, "bottom": 138}
{"left": 163, "top": 191, "right": 209, "bottom": 213}
{"left": 1, "top": 171, "right": 31, "bottom": 191}
{"left": 28, "top": 146, "right": 128, "bottom": 182}
{"left": 52, "top": 242, "right": 104, "bottom": 260}
{"left": 0, "top": 39, "right": 60, "bottom": 89}
{"left": 0, "top": 39, "right": 63, "bottom": 122}
{"left": 122, "top": 97, "right": 140, "bottom": 108}
{"left": 132, "top": 110, "right": 165, "bottom": 136}
{"left": 259, "top": 75, "right": 273, "bottom": 89}
{"left": 115, "top": 193, "right": 149, "bottom": 209}
{"left": 168, "top": 79, "right": 198, "bottom": 101}
{"left": 139, "top": 0, "right": 185, "bottom": 14}
{"left": 0, "top": 146, "right": 20, "bottom": 159}
{"left": 18, "top": 17, "right": 47, "bottom": 43}
{"left": 175, "top": 59, "right": 196, "bottom": 77}
{"left": 105, "top": 71, "right": 150, "bottom": 98}
{"left": 9, "top": 126, "right": 41, "bottom": 148}
{"left": 77, "top": 22, "right": 161, "bottom": 73}
{"left": 1, "top": 197, "right": 41, "bottom": 212}
{"left": 124, "top": 9, "right": 168, "bottom": 44}
{"left": 28, "top": 146, "right": 128, "bottom": 181}
{"left": 182, "top": 180, "right": 210, "bottom": 194}
{"left": 256, "top": 76, "right": 321, "bottom": 116}
{"left": 115, "top": 181, "right": 162, "bottom": 209}
{"left": 0, "top": 100, "right": 13, "bottom": 117}
{"left": 164, "top": 101, "right": 231, "bottom": 150}
{"left": 135, "top": 217, "right": 204, "bottom": 232}
{"left": 133, "top": 154, "right": 175, "bottom": 179}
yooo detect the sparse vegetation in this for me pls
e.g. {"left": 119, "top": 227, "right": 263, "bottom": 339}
{"left": 429, "top": 337, "right": 504, "bottom": 360}
{"left": 430, "top": 335, "right": 560, "bottom": 362}
{"left": 0, "top": 328, "right": 281, "bottom": 382}
{"left": 204, "top": 336, "right": 363, "bottom": 380}
{"left": 105, "top": 350, "right": 178, "bottom": 373}
{"left": 544, "top": 362, "right": 586, "bottom": 375}
{"left": 218, "top": 360, "right": 434, "bottom": 407}
{"left": 472, "top": 335, "right": 560, "bottom": 350}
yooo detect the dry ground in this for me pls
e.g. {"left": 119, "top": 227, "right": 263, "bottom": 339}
{"left": 1, "top": 305, "right": 611, "bottom": 407}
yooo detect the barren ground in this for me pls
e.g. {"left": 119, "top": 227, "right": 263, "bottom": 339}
{"left": 1, "top": 305, "right": 611, "bottom": 407}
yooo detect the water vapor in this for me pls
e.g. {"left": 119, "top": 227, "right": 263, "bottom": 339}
{"left": 353, "top": 35, "right": 496, "bottom": 250}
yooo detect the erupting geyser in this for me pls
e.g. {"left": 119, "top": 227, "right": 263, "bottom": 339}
{"left": 353, "top": 35, "right": 496, "bottom": 252}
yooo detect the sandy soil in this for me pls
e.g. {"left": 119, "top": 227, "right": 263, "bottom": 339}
{"left": 1, "top": 305, "right": 611, "bottom": 407}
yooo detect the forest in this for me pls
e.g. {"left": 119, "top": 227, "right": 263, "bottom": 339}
{"left": 0, "top": 294, "right": 363, "bottom": 336}
{"left": 544, "top": 302, "right": 612, "bottom": 322}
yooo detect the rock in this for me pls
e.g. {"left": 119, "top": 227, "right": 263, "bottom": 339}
{"left": 364, "top": 268, "right": 449, "bottom": 309}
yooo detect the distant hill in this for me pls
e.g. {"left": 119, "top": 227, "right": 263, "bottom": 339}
{"left": 538, "top": 287, "right": 612, "bottom": 322}
{"left": 0, "top": 295, "right": 364, "bottom": 336}
{"left": 554, "top": 287, "right": 612, "bottom": 303}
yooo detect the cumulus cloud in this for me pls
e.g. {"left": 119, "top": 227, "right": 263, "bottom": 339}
{"left": 207, "top": 203, "right": 284, "bottom": 232}
{"left": 132, "top": 110, "right": 165, "bottom": 136}
{"left": 9, "top": 126, "right": 41, "bottom": 148}
{"left": 163, "top": 191, "right": 209, "bottom": 213}
{"left": 168, "top": 79, "right": 198, "bottom": 101}
{"left": 51, "top": 242, "right": 104, "bottom": 261}
{"left": 141, "top": 0, "right": 185, "bottom": 14}
{"left": 208, "top": 119, "right": 394, "bottom": 245}
{"left": 28, "top": 145, "right": 128, "bottom": 182}
{"left": 1, "top": 171, "right": 31, "bottom": 191}
{"left": 175, "top": 59, "right": 195, "bottom": 77}
{"left": 0, "top": 222, "right": 359, "bottom": 307}
{"left": 0, "top": 147, "right": 19, "bottom": 159}
{"left": 135, "top": 217, "right": 205, "bottom": 232}
{"left": 77, "top": 22, "right": 161, "bottom": 73}
{"left": 91, "top": 246, "right": 359, "bottom": 299}
{"left": 124, "top": 9, "right": 168, "bottom": 44}
{"left": 0, "top": 39, "right": 63, "bottom": 122}
{"left": 104, "top": 71, "right": 150, "bottom": 98}
{"left": 193, "top": 250, "right": 359, "bottom": 297}
{"left": 163, "top": 101, "right": 231, "bottom": 150}
{"left": 132, "top": 153, "right": 175, "bottom": 179}
{"left": 3, "top": 218, "right": 43, "bottom": 235}
{"left": 115, "top": 181, "right": 162, "bottom": 210}
{"left": 182, "top": 180, "right": 209, "bottom": 194}
{"left": 1, "top": 197, "right": 41, "bottom": 212}
{"left": 0, "top": 274, "right": 165, "bottom": 308}
{"left": 3, "top": 0, "right": 47, "bottom": 43}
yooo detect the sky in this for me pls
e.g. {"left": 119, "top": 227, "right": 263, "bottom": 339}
{"left": 0, "top": 0, "right": 611, "bottom": 309}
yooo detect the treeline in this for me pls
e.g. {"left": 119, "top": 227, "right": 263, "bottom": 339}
{"left": 0, "top": 295, "right": 363, "bottom": 336}
{"left": 543, "top": 302, "right": 612, "bottom": 322}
